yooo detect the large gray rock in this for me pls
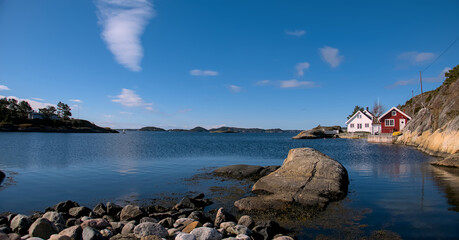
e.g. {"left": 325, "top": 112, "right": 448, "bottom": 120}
{"left": 43, "top": 212, "right": 65, "bottom": 226}
{"left": 59, "top": 225, "right": 82, "bottom": 240}
{"left": 133, "top": 222, "right": 168, "bottom": 238}
{"left": 28, "top": 218, "right": 58, "bottom": 239}
{"left": 10, "top": 215, "right": 31, "bottom": 235}
{"left": 69, "top": 207, "right": 92, "bottom": 218}
{"left": 176, "top": 232, "right": 196, "bottom": 240}
{"left": 431, "top": 153, "right": 459, "bottom": 168}
{"left": 120, "top": 205, "right": 146, "bottom": 221}
{"left": 234, "top": 148, "right": 349, "bottom": 211}
{"left": 92, "top": 204, "right": 107, "bottom": 217}
{"left": 82, "top": 227, "right": 104, "bottom": 240}
{"left": 214, "top": 208, "right": 235, "bottom": 228}
{"left": 190, "top": 227, "right": 222, "bottom": 240}
{"left": 80, "top": 219, "right": 109, "bottom": 229}
{"left": 53, "top": 201, "right": 80, "bottom": 213}
{"left": 237, "top": 216, "right": 254, "bottom": 229}
{"left": 213, "top": 165, "right": 279, "bottom": 180}
{"left": 106, "top": 203, "right": 123, "bottom": 217}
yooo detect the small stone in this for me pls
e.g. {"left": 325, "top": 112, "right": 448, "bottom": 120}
{"left": 109, "top": 233, "right": 138, "bottom": 240}
{"left": 110, "top": 222, "right": 124, "bottom": 233}
{"left": 182, "top": 221, "right": 202, "bottom": 234}
{"left": 66, "top": 218, "right": 77, "bottom": 227}
{"left": 28, "top": 218, "right": 58, "bottom": 239}
{"left": 140, "top": 236, "right": 161, "bottom": 240}
{"left": 100, "top": 229, "right": 114, "bottom": 238}
{"left": 167, "top": 228, "right": 179, "bottom": 237}
{"left": 69, "top": 207, "right": 92, "bottom": 218}
{"left": 0, "top": 233, "right": 8, "bottom": 240}
{"left": 106, "top": 203, "right": 123, "bottom": 217}
{"left": 82, "top": 227, "right": 104, "bottom": 240}
{"left": 173, "top": 218, "right": 194, "bottom": 230}
{"left": 0, "top": 226, "right": 10, "bottom": 234}
{"left": 237, "top": 216, "right": 254, "bottom": 229}
{"left": 273, "top": 236, "right": 294, "bottom": 240}
{"left": 92, "top": 204, "right": 107, "bottom": 217}
{"left": 133, "top": 223, "right": 167, "bottom": 238}
{"left": 81, "top": 219, "right": 110, "bottom": 230}
{"left": 214, "top": 208, "right": 235, "bottom": 228}
{"left": 8, "top": 233, "right": 21, "bottom": 240}
{"left": 157, "top": 217, "right": 173, "bottom": 228}
{"left": 54, "top": 201, "right": 80, "bottom": 213}
{"left": 175, "top": 232, "right": 196, "bottom": 240}
{"left": 43, "top": 212, "right": 65, "bottom": 226}
{"left": 228, "top": 225, "right": 251, "bottom": 236}
{"left": 139, "top": 218, "right": 156, "bottom": 224}
{"left": 10, "top": 215, "right": 31, "bottom": 235}
{"left": 49, "top": 234, "right": 72, "bottom": 240}
{"left": 120, "top": 206, "right": 146, "bottom": 222}
{"left": 190, "top": 227, "right": 222, "bottom": 240}
{"left": 59, "top": 225, "right": 82, "bottom": 240}
{"left": 25, "top": 237, "right": 43, "bottom": 240}
{"left": 202, "top": 223, "right": 212, "bottom": 228}
{"left": 103, "top": 215, "right": 117, "bottom": 223}
{"left": 219, "top": 222, "right": 235, "bottom": 231}
{"left": 121, "top": 223, "right": 136, "bottom": 235}
{"left": 235, "top": 234, "right": 251, "bottom": 240}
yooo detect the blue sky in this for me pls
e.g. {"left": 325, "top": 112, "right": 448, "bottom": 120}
{"left": 0, "top": 0, "right": 458, "bottom": 129}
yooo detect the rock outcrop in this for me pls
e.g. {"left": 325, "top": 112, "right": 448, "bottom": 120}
{"left": 213, "top": 165, "right": 280, "bottom": 181}
{"left": 397, "top": 65, "right": 459, "bottom": 157}
{"left": 293, "top": 126, "right": 341, "bottom": 139}
{"left": 431, "top": 153, "right": 459, "bottom": 168}
{"left": 234, "top": 148, "right": 349, "bottom": 211}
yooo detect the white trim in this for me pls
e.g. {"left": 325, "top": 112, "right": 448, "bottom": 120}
{"left": 385, "top": 119, "right": 395, "bottom": 127}
{"left": 346, "top": 110, "right": 372, "bottom": 124}
{"left": 378, "top": 106, "right": 412, "bottom": 122}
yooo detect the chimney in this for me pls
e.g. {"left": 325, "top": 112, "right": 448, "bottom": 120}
{"left": 366, "top": 107, "right": 369, "bottom": 111}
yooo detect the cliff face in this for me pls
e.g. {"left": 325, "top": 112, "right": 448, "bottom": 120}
{"left": 397, "top": 66, "right": 459, "bottom": 156}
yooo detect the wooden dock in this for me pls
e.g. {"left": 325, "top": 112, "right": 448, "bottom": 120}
{"left": 368, "top": 134, "right": 395, "bottom": 143}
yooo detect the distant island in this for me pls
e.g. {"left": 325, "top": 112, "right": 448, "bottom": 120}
{"left": 139, "top": 126, "right": 301, "bottom": 133}
{"left": 0, "top": 99, "right": 118, "bottom": 133}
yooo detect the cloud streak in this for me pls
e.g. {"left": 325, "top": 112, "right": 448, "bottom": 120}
{"left": 285, "top": 29, "right": 306, "bottom": 37}
{"left": 0, "top": 85, "right": 11, "bottom": 91}
{"left": 96, "top": 0, "right": 154, "bottom": 72}
{"left": 112, "top": 88, "right": 153, "bottom": 110}
{"left": 295, "top": 62, "right": 310, "bottom": 76}
{"left": 0, "top": 95, "right": 54, "bottom": 110}
{"left": 70, "top": 99, "right": 83, "bottom": 103}
{"left": 280, "top": 79, "right": 315, "bottom": 88}
{"left": 386, "top": 80, "right": 414, "bottom": 89}
{"left": 190, "top": 69, "right": 219, "bottom": 76}
{"left": 398, "top": 51, "right": 435, "bottom": 64}
{"left": 228, "top": 85, "right": 242, "bottom": 93}
{"left": 319, "top": 46, "right": 344, "bottom": 68}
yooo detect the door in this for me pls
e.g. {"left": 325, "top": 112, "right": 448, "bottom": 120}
{"left": 400, "top": 119, "right": 406, "bottom": 130}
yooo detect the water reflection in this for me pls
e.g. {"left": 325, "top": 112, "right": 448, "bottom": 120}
{"left": 430, "top": 166, "right": 459, "bottom": 212}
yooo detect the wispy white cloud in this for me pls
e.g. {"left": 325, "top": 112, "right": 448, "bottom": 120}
{"left": 120, "top": 111, "right": 133, "bottom": 115}
{"left": 285, "top": 29, "right": 306, "bottom": 37}
{"left": 96, "top": 0, "right": 154, "bottom": 72}
{"left": 280, "top": 79, "right": 316, "bottom": 88}
{"left": 228, "top": 85, "right": 242, "bottom": 93}
{"left": 386, "top": 80, "right": 415, "bottom": 89}
{"left": 424, "top": 67, "right": 451, "bottom": 83}
{"left": 295, "top": 62, "right": 310, "bottom": 76}
{"left": 0, "top": 85, "right": 11, "bottom": 91}
{"left": 111, "top": 88, "right": 153, "bottom": 111}
{"left": 398, "top": 51, "right": 435, "bottom": 65}
{"left": 0, "top": 95, "right": 54, "bottom": 110}
{"left": 319, "top": 46, "right": 344, "bottom": 68}
{"left": 255, "top": 80, "right": 272, "bottom": 86}
{"left": 190, "top": 69, "right": 219, "bottom": 76}
{"left": 32, "top": 97, "right": 44, "bottom": 101}
{"left": 70, "top": 99, "right": 83, "bottom": 103}
{"left": 177, "top": 108, "right": 192, "bottom": 114}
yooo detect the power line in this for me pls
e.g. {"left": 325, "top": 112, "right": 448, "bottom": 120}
{"left": 422, "top": 35, "right": 459, "bottom": 73}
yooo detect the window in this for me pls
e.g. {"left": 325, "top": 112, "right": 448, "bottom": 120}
{"left": 385, "top": 119, "right": 395, "bottom": 126}
{"left": 365, "top": 123, "right": 369, "bottom": 128}
{"left": 392, "top": 111, "right": 396, "bottom": 116}
{"left": 350, "top": 124, "right": 354, "bottom": 128}
{"left": 357, "top": 124, "right": 362, "bottom": 129}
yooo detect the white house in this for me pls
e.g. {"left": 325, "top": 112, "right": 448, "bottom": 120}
{"left": 346, "top": 110, "right": 375, "bottom": 133}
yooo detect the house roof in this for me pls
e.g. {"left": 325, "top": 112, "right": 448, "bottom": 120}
{"left": 345, "top": 110, "right": 373, "bottom": 124}
{"left": 378, "top": 106, "right": 412, "bottom": 121}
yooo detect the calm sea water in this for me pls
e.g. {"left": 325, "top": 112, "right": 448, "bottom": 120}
{"left": 0, "top": 132, "right": 458, "bottom": 239}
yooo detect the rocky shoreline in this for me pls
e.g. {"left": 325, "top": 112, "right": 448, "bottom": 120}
{"left": 0, "top": 195, "right": 294, "bottom": 240}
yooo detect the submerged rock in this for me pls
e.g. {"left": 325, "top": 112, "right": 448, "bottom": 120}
{"left": 234, "top": 148, "right": 349, "bottom": 211}
{"left": 213, "top": 165, "right": 279, "bottom": 181}
{"left": 431, "top": 153, "right": 459, "bottom": 168}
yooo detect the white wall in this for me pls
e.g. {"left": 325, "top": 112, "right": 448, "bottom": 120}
{"left": 347, "top": 111, "right": 373, "bottom": 133}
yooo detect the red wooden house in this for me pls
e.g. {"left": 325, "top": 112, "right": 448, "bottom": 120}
{"left": 378, "top": 107, "right": 412, "bottom": 133}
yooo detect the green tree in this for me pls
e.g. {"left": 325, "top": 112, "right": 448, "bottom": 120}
{"left": 347, "top": 105, "right": 364, "bottom": 119}
{"left": 444, "top": 64, "right": 459, "bottom": 85}
{"left": 7, "top": 98, "right": 19, "bottom": 118}
{"left": 57, "top": 102, "right": 72, "bottom": 119}
{"left": 0, "top": 98, "right": 10, "bottom": 121}
{"left": 18, "top": 101, "right": 32, "bottom": 119}
{"left": 39, "top": 106, "right": 57, "bottom": 119}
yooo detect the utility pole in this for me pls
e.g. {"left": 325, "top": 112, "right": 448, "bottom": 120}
{"left": 420, "top": 71, "right": 424, "bottom": 104}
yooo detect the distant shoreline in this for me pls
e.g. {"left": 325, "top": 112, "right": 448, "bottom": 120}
{"left": 133, "top": 126, "right": 302, "bottom": 133}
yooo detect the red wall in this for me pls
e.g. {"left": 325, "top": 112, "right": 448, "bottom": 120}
{"left": 380, "top": 110, "right": 410, "bottom": 133}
